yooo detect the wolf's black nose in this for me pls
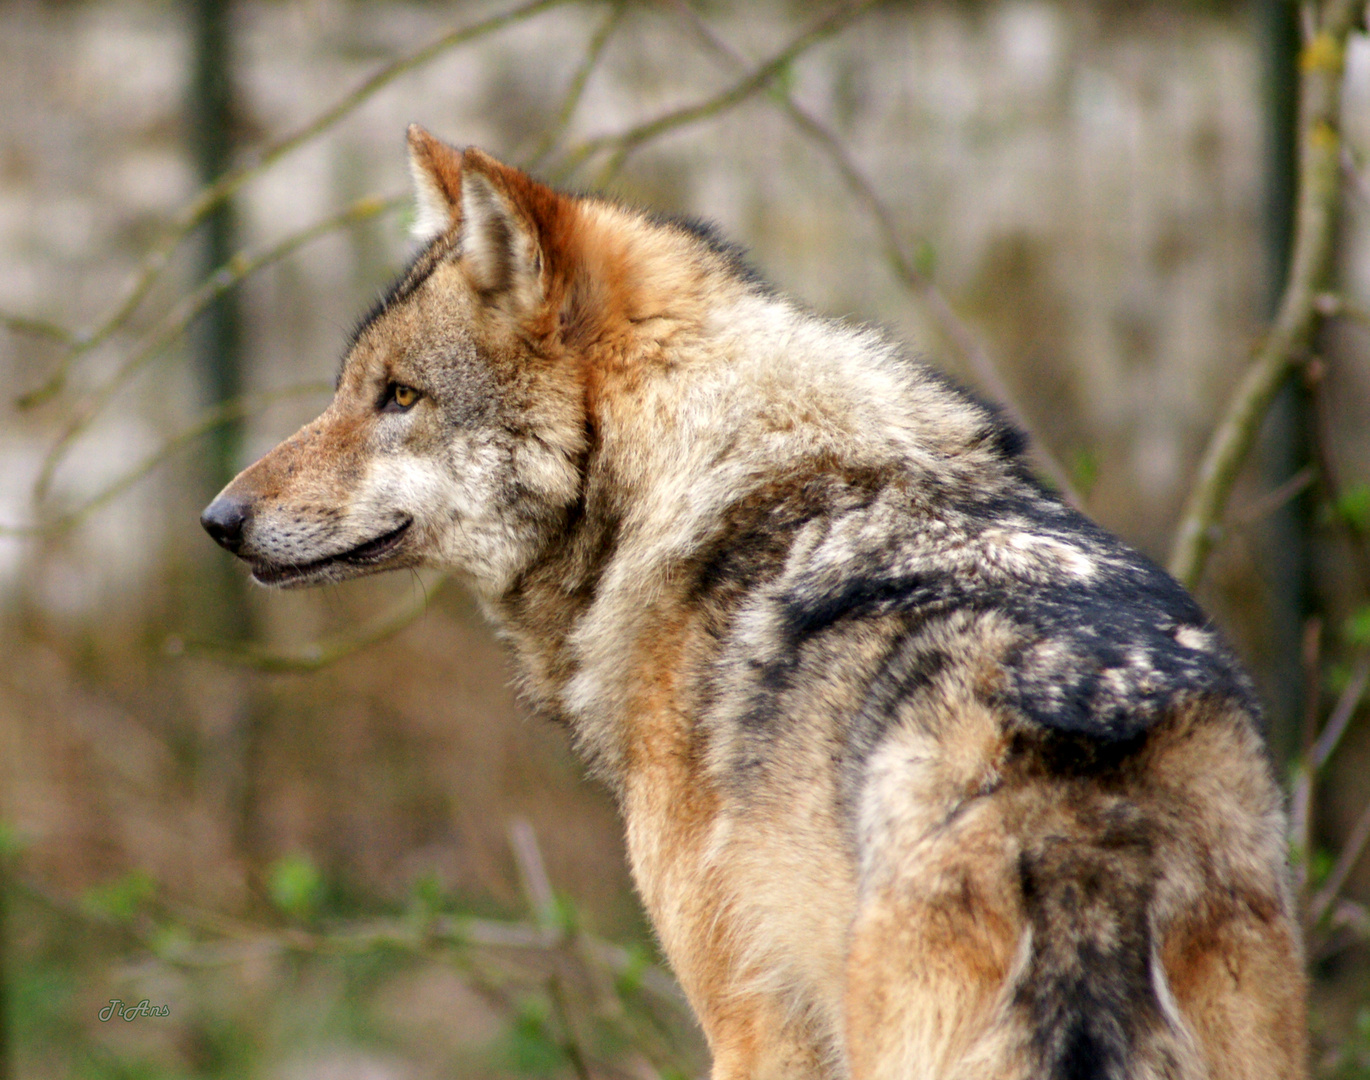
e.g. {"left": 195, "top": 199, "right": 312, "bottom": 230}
{"left": 200, "top": 496, "right": 250, "bottom": 554}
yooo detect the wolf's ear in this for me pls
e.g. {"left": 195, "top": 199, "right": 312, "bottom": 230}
{"left": 406, "top": 124, "right": 463, "bottom": 242}
{"left": 457, "top": 147, "right": 546, "bottom": 307}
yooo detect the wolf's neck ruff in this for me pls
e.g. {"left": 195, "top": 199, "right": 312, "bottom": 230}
{"left": 201, "top": 128, "right": 1307, "bottom": 1080}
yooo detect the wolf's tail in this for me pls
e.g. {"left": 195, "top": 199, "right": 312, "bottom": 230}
{"left": 1012, "top": 833, "right": 1197, "bottom": 1080}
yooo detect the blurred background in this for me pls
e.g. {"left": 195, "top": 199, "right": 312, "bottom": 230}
{"left": 2, "top": 0, "right": 1370, "bottom": 1076}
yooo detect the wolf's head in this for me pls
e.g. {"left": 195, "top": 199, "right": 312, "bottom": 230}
{"left": 201, "top": 128, "right": 741, "bottom": 595}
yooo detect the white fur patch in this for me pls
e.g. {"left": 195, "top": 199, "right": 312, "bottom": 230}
{"left": 408, "top": 154, "right": 454, "bottom": 242}
{"left": 1174, "top": 625, "right": 1211, "bottom": 652}
{"left": 1004, "top": 531, "right": 1098, "bottom": 578}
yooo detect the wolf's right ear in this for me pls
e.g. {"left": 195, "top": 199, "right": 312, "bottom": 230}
{"left": 406, "top": 124, "right": 463, "bottom": 242}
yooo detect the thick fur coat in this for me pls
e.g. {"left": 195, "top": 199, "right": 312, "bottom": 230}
{"left": 202, "top": 128, "right": 1308, "bottom": 1080}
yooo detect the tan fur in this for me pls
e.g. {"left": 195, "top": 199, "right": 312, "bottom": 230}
{"left": 202, "top": 131, "right": 1309, "bottom": 1079}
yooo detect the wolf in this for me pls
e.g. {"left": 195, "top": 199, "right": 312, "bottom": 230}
{"left": 202, "top": 127, "right": 1307, "bottom": 1079}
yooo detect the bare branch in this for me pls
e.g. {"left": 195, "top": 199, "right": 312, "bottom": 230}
{"left": 1308, "top": 793, "right": 1370, "bottom": 928}
{"left": 1289, "top": 763, "right": 1315, "bottom": 898}
{"left": 1315, "top": 290, "right": 1370, "bottom": 330}
{"left": 173, "top": 573, "right": 448, "bottom": 673}
{"left": 0, "top": 382, "right": 331, "bottom": 538}
{"left": 547, "top": 973, "right": 595, "bottom": 1080}
{"left": 509, "top": 818, "right": 560, "bottom": 932}
{"left": 527, "top": 3, "right": 625, "bottom": 172}
{"left": 1311, "top": 651, "right": 1370, "bottom": 770}
{"left": 666, "top": 0, "right": 1081, "bottom": 504}
{"left": 0, "top": 313, "right": 74, "bottom": 344}
{"left": 1288, "top": 618, "right": 1324, "bottom": 898}
{"left": 1168, "top": 10, "right": 1360, "bottom": 587}
{"left": 32, "top": 194, "right": 401, "bottom": 505}
{"left": 18, "top": 869, "right": 689, "bottom": 1006}
{"left": 1230, "top": 465, "right": 1317, "bottom": 527}
{"left": 1341, "top": 143, "right": 1370, "bottom": 209}
{"left": 16, "top": 0, "right": 571, "bottom": 410}
{"left": 552, "top": 0, "right": 881, "bottom": 184}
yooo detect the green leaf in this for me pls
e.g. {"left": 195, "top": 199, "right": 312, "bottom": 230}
{"left": 82, "top": 871, "right": 155, "bottom": 923}
{"left": 548, "top": 892, "right": 578, "bottom": 936}
{"left": 147, "top": 921, "right": 193, "bottom": 962}
{"left": 267, "top": 854, "right": 324, "bottom": 919}
{"left": 408, "top": 871, "right": 446, "bottom": 918}
{"left": 504, "top": 996, "right": 565, "bottom": 1075}
{"left": 613, "top": 942, "right": 650, "bottom": 999}
{"left": 0, "top": 819, "right": 24, "bottom": 858}
{"left": 1070, "top": 448, "right": 1100, "bottom": 500}
{"left": 1345, "top": 605, "right": 1370, "bottom": 648}
{"left": 913, "top": 238, "right": 937, "bottom": 279}
{"left": 1307, "top": 847, "right": 1336, "bottom": 892}
{"left": 1333, "top": 483, "right": 1370, "bottom": 532}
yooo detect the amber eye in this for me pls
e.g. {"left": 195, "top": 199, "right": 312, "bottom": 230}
{"left": 382, "top": 383, "right": 421, "bottom": 413}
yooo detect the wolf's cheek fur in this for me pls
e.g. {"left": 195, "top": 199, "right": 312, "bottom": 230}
{"left": 370, "top": 437, "right": 511, "bottom": 579}
{"left": 360, "top": 429, "right": 579, "bottom": 597}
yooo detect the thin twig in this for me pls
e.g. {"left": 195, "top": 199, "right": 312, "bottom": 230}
{"left": 1230, "top": 466, "right": 1317, "bottom": 527}
{"left": 1289, "top": 618, "right": 1323, "bottom": 898}
{"left": 1301, "top": 617, "right": 1323, "bottom": 759}
{"left": 1324, "top": 898, "right": 1370, "bottom": 948}
{"left": 1290, "top": 761, "right": 1315, "bottom": 899}
{"left": 16, "top": 0, "right": 570, "bottom": 410}
{"left": 175, "top": 574, "right": 448, "bottom": 673}
{"left": 509, "top": 817, "right": 559, "bottom": 932}
{"left": 667, "top": 0, "right": 1081, "bottom": 504}
{"left": 32, "top": 194, "right": 401, "bottom": 504}
{"left": 18, "top": 872, "right": 687, "bottom": 1004}
{"left": 548, "top": 974, "right": 595, "bottom": 1080}
{"left": 1290, "top": 649, "right": 1369, "bottom": 896}
{"left": 510, "top": 814, "right": 632, "bottom": 1028}
{"left": 1168, "top": 0, "right": 1364, "bottom": 586}
{"left": 0, "top": 313, "right": 74, "bottom": 344}
{"left": 1305, "top": 345, "right": 1370, "bottom": 588}
{"left": 0, "top": 383, "right": 331, "bottom": 539}
{"left": 551, "top": 0, "right": 880, "bottom": 184}
{"left": 526, "top": 3, "right": 625, "bottom": 172}
{"left": 1311, "top": 651, "right": 1370, "bottom": 770}
{"left": 1308, "top": 794, "right": 1370, "bottom": 928}
{"left": 1341, "top": 144, "right": 1370, "bottom": 209}
{"left": 1315, "top": 290, "right": 1370, "bottom": 330}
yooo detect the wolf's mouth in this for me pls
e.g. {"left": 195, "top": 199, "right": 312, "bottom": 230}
{"left": 250, "top": 518, "right": 413, "bottom": 587}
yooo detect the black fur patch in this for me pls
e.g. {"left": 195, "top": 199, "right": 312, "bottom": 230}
{"left": 770, "top": 479, "right": 1254, "bottom": 746}
{"left": 920, "top": 366, "right": 1034, "bottom": 466}
{"left": 1015, "top": 821, "right": 1164, "bottom": 1080}
{"left": 696, "top": 438, "right": 1257, "bottom": 809}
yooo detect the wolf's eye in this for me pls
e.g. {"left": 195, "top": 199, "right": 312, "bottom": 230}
{"left": 382, "top": 383, "right": 421, "bottom": 413}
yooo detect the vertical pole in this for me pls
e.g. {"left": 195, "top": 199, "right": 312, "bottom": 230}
{"left": 1258, "top": 0, "right": 1310, "bottom": 767}
{"left": 188, "top": 0, "right": 260, "bottom": 867}
{"left": 189, "top": 0, "right": 245, "bottom": 504}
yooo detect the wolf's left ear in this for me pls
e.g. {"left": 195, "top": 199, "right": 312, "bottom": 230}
{"left": 406, "top": 124, "right": 463, "bottom": 242}
{"left": 457, "top": 147, "right": 546, "bottom": 308}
